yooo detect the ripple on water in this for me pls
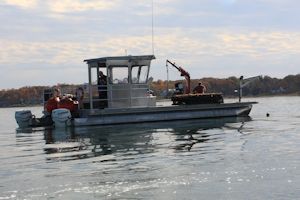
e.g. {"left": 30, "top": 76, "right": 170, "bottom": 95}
{"left": 1, "top": 99, "right": 300, "bottom": 199}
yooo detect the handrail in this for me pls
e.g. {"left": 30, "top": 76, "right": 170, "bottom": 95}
{"left": 85, "top": 84, "right": 153, "bottom": 108}
{"left": 238, "top": 75, "right": 262, "bottom": 102}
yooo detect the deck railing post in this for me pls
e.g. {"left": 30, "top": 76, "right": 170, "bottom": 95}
{"left": 88, "top": 65, "right": 93, "bottom": 109}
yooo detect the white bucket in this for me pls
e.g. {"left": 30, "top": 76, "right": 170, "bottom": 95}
{"left": 51, "top": 108, "right": 72, "bottom": 128}
{"left": 15, "top": 110, "right": 32, "bottom": 128}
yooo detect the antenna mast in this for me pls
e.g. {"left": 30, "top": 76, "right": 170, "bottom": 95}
{"left": 151, "top": 0, "right": 155, "bottom": 55}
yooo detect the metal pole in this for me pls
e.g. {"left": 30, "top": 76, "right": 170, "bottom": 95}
{"left": 129, "top": 62, "right": 132, "bottom": 107}
{"left": 239, "top": 76, "right": 243, "bottom": 102}
{"left": 166, "top": 61, "right": 169, "bottom": 98}
{"left": 151, "top": 0, "right": 154, "bottom": 55}
{"left": 88, "top": 65, "right": 93, "bottom": 109}
{"left": 239, "top": 83, "right": 242, "bottom": 102}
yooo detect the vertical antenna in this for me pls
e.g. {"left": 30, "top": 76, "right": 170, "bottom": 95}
{"left": 151, "top": 0, "right": 155, "bottom": 55}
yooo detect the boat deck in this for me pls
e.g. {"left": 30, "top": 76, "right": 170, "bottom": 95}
{"left": 79, "top": 102, "right": 257, "bottom": 117}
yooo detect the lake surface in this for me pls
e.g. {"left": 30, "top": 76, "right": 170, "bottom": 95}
{"left": 0, "top": 96, "right": 299, "bottom": 200}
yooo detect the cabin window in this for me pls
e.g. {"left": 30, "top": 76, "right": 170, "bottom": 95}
{"left": 131, "top": 65, "right": 149, "bottom": 84}
{"left": 111, "top": 66, "right": 128, "bottom": 84}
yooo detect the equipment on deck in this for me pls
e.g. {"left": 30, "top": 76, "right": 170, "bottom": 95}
{"left": 166, "top": 60, "right": 191, "bottom": 94}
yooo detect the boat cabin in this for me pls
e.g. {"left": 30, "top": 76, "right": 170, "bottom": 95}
{"left": 83, "top": 55, "right": 156, "bottom": 109}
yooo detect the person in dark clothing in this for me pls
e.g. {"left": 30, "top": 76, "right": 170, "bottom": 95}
{"left": 193, "top": 82, "right": 206, "bottom": 94}
{"left": 98, "top": 71, "right": 107, "bottom": 85}
{"left": 98, "top": 71, "right": 108, "bottom": 108}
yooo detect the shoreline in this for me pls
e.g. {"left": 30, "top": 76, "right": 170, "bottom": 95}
{"left": 2, "top": 94, "right": 299, "bottom": 109}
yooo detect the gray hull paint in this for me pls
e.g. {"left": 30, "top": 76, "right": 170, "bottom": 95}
{"left": 74, "top": 102, "right": 255, "bottom": 126}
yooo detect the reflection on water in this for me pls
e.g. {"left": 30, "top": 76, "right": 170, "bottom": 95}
{"left": 16, "top": 117, "right": 251, "bottom": 163}
{"left": 9, "top": 117, "right": 256, "bottom": 200}
{"left": 3, "top": 97, "right": 300, "bottom": 199}
{"left": 43, "top": 126, "right": 155, "bottom": 162}
{"left": 168, "top": 117, "right": 250, "bottom": 152}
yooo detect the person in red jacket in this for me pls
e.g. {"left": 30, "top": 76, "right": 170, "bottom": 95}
{"left": 45, "top": 88, "right": 61, "bottom": 113}
{"left": 193, "top": 82, "right": 206, "bottom": 94}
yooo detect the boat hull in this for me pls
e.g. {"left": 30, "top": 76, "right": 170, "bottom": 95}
{"left": 74, "top": 102, "right": 256, "bottom": 126}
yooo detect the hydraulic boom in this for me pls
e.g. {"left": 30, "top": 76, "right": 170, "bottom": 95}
{"left": 166, "top": 59, "right": 191, "bottom": 94}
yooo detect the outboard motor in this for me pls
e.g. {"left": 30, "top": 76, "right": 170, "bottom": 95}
{"left": 15, "top": 110, "right": 33, "bottom": 128}
{"left": 51, "top": 108, "right": 72, "bottom": 128}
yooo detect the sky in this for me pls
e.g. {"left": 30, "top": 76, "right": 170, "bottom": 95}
{"left": 0, "top": 0, "right": 300, "bottom": 89}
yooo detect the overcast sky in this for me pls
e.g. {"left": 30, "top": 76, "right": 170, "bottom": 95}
{"left": 1, "top": 0, "right": 299, "bottom": 89}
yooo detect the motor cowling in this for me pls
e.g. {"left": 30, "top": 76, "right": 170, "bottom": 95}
{"left": 15, "top": 110, "right": 32, "bottom": 128}
{"left": 51, "top": 108, "right": 72, "bottom": 128}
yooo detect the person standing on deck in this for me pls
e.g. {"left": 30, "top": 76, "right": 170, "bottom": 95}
{"left": 97, "top": 71, "right": 108, "bottom": 107}
{"left": 98, "top": 71, "right": 107, "bottom": 86}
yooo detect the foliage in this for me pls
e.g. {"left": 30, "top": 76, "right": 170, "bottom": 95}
{"left": 150, "top": 74, "right": 300, "bottom": 97}
{"left": 0, "top": 74, "right": 299, "bottom": 107}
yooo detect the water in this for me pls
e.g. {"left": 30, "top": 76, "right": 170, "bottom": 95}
{"left": 0, "top": 96, "right": 299, "bottom": 200}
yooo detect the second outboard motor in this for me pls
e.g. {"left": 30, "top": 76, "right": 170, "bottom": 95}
{"left": 15, "top": 110, "right": 32, "bottom": 128}
{"left": 51, "top": 109, "right": 72, "bottom": 128}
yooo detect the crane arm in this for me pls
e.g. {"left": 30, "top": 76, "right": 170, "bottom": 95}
{"left": 238, "top": 75, "right": 262, "bottom": 102}
{"left": 240, "top": 75, "right": 262, "bottom": 88}
{"left": 166, "top": 59, "right": 191, "bottom": 94}
{"left": 166, "top": 60, "right": 190, "bottom": 78}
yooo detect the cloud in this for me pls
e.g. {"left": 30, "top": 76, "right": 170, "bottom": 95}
{"left": 47, "top": 0, "right": 119, "bottom": 13}
{"left": 1, "top": 29, "right": 300, "bottom": 65}
{"left": 2, "top": 0, "right": 38, "bottom": 9}
{"left": 1, "top": 0, "right": 300, "bottom": 89}
{"left": 217, "top": 31, "right": 300, "bottom": 57}
{"left": 0, "top": 40, "right": 86, "bottom": 66}
{"left": 1, "top": 28, "right": 300, "bottom": 89}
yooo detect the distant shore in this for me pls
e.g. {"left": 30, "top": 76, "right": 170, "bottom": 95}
{"left": 1, "top": 74, "right": 299, "bottom": 108}
{"left": 2, "top": 94, "right": 299, "bottom": 109}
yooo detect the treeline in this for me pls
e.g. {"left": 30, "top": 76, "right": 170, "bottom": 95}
{"left": 0, "top": 84, "right": 78, "bottom": 107}
{"left": 150, "top": 74, "right": 300, "bottom": 97}
{"left": 0, "top": 74, "right": 299, "bottom": 107}
{"left": 0, "top": 86, "right": 45, "bottom": 107}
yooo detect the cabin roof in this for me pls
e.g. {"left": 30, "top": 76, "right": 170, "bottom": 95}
{"left": 84, "top": 55, "right": 155, "bottom": 64}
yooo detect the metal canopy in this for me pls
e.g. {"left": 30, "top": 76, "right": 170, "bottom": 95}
{"left": 85, "top": 55, "right": 155, "bottom": 110}
{"left": 84, "top": 55, "right": 155, "bottom": 65}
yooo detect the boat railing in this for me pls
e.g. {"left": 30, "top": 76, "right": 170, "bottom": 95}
{"left": 43, "top": 85, "right": 80, "bottom": 103}
{"left": 46, "top": 84, "right": 156, "bottom": 109}
{"left": 85, "top": 84, "right": 156, "bottom": 109}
